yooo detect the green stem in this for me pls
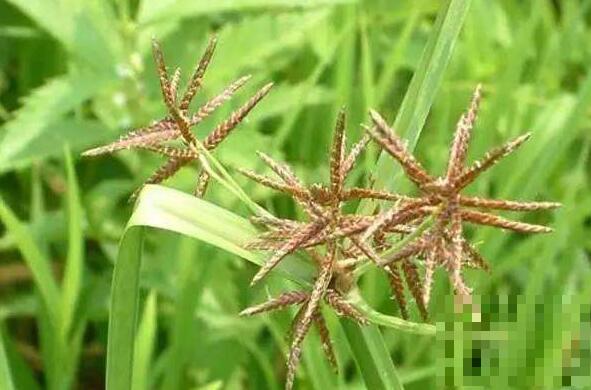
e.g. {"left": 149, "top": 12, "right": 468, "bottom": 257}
{"left": 347, "top": 290, "right": 436, "bottom": 336}
{"left": 189, "top": 140, "right": 271, "bottom": 217}
{"left": 352, "top": 217, "right": 433, "bottom": 280}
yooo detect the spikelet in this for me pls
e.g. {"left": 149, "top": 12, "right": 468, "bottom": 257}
{"left": 386, "top": 264, "right": 408, "bottom": 319}
{"left": 460, "top": 209, "right": 553, "bottom": 233}
{"left": 454, "top": 133, "right": 531, "bottom": 190}
{"left": 239, "top": 291, "right": 309, "bottom": 316}
{"left": 367, "top": 110, "right": 432, "bottom": 186}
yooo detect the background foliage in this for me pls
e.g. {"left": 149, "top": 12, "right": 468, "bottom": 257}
{"left": 0, "top": 0, "right": 590, "bottom": 389}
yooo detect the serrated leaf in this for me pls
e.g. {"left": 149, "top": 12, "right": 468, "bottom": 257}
{"left": 0, "top": 74, "right": 107, "bottom": 171}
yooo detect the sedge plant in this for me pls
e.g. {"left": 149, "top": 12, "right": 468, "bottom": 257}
{"left": 83, "top": 36, "right": 560, "bottom": 389}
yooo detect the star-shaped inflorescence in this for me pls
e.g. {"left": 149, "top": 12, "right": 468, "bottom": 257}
{"left": 364, "top": 84, "right": 561, "bottom": 306}
{"left": 82, "top": 36, "right": 272, "bottom": 199}
{"left": 241, "top": 108, "right": 410, "bottom": 286}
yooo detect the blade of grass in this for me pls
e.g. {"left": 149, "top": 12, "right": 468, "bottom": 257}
{"left": 106, "top": 227, "right": 144, "bottom": 390}
{"left": 132, "top": 292, "right": 157, "bottom": 390}
{"left": 0, "top": 325, "right": 15, "bottom": 390}
{"left": 0, "top": 198, "right": 60, "bottom": 325}
{"left": 1, "top": 327, "right": 40, "bottom": 390}
{"left": 128, "top": 185, "right": 315, "bottom": 285}
{"left": 241, "top": 340, "right": 280, "bottom": 390}
{"left": 61, "top": 147, "right": 84, "bottom": 338}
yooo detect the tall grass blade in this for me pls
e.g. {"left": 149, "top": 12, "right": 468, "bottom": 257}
{"left": 61, "top": 148, "right": 84, "bottom": 337}
{"left": 0, "top": 198, "right": 60, "bottom": 325}
{"left": 0, "top": 326, "right": 15, "bottom": 390}
{"left": 106, "top": 227, "right": 144, "bottom": 390}
{"left": 132, "top": 292, "right": 157, "bottom": 390}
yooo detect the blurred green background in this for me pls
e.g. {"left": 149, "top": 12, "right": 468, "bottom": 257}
{"left": 0, "top": 0, "right": 590, "bottom": 389}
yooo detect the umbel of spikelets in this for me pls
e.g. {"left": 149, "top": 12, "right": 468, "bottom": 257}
{"left": 363, "top": 84, "right": 561, "bottom": 306}
{"left": 241, "top": 108, "right": 412, "bottom": 286}
{"left": 240, "top": 247, "right": 367, "bottom": 390}
{"left": 82, "top": 36, "right": 272, "bottom": 199}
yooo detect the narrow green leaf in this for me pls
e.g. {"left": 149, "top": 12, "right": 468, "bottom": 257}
{"left": 0, "top": 211, "right": 66, "bottom": 251}
{"left": 0, "top": 325, "right": 39, "bottom": 390}
{"left": 61, "top": 148, "right": 84, "bottom": 337}
{"left": 0, "top": 325, "right": 15, "bottom": 390}
{"left": 106, "top": 227, "right": 143, "bottom": 390}
{"left": 127, "top": 185, "right": 315, "bottom": 285}
{"left": 349, "top": 1, "right": 471, "bottom": 386}
{"left": 0, "top": 198, "right": 60, "bottom": 325}
{"left": 132, "top": 292, "right": 158, "bottom": 390}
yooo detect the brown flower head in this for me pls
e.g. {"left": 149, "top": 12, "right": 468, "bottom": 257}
{"left": 82, "top": 36, "right": 272, "bottom": 199}
{"left": 240, "top": 109, "right": 420, "bottom": 388}
{"left": 365, "top": 84, "right": 560, "bottom": 306}
{"left": 242, "top": 108, "right": 410, "bottom": 286}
